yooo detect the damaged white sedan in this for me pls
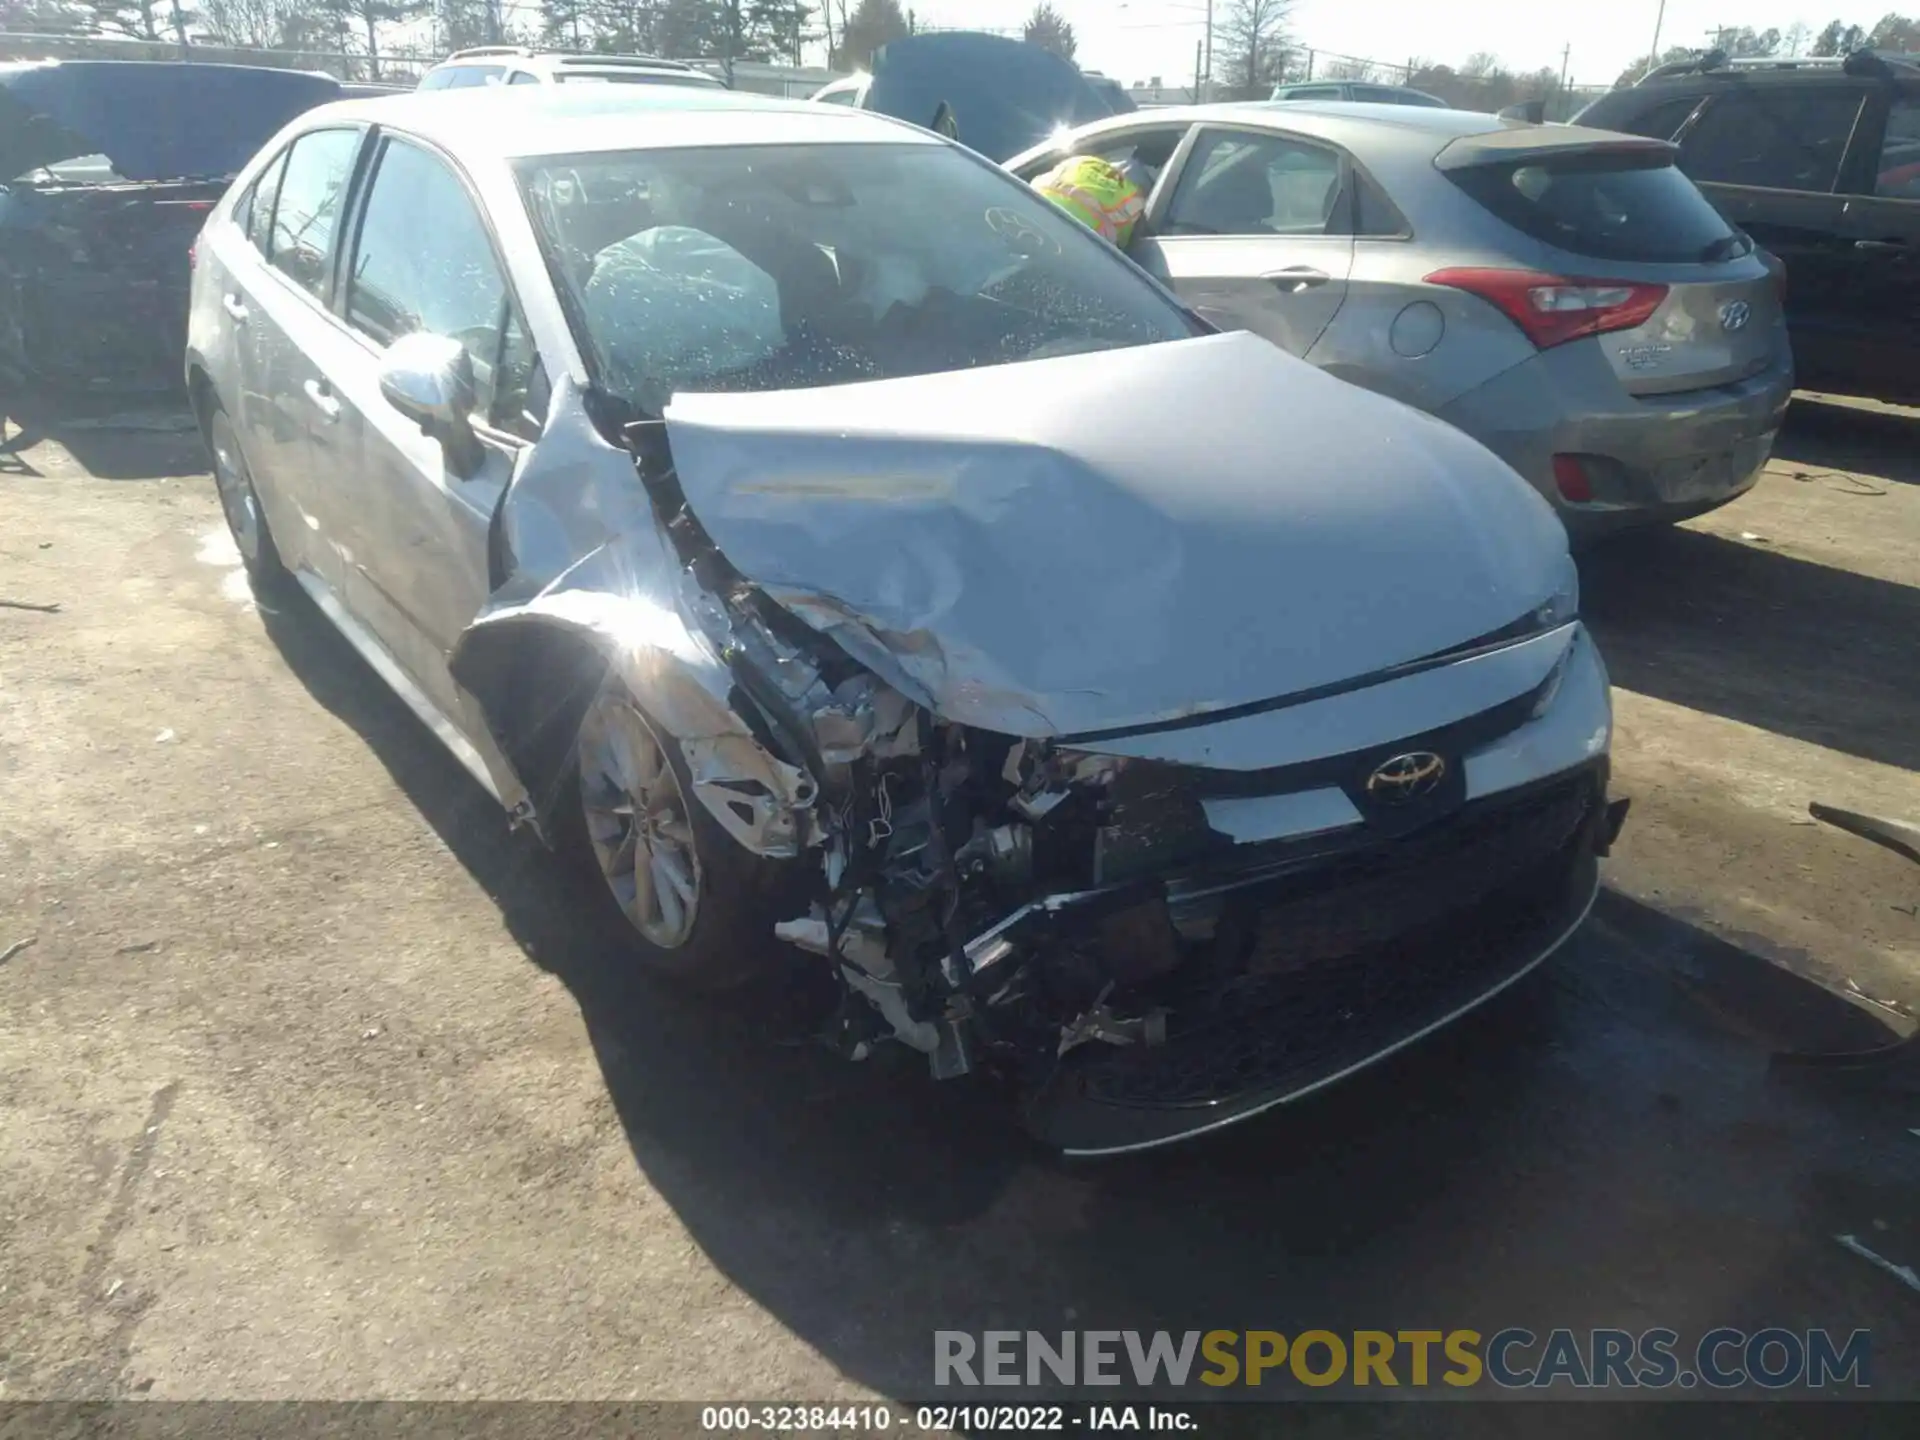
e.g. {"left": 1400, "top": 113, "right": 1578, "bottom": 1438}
{"left": 187, "top": 86, "right": 1626, "bottom": 1154}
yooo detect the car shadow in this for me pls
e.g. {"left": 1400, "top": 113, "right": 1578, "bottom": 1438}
{"left": 255, "top": 584, "right": 1920, "bottom": 1413}
{"left": 1580, "top": 525, "right": 1920, "bottom": 773}
{"left": 0, "top": 384, "right": 205, "bottom": 481}
{"left": 1774, "top": 395, "right": 1920, "bottom": 488}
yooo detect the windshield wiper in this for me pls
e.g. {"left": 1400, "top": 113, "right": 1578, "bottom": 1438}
{"left": 1698, "top": 233, "right": 1750, "bottom": 263}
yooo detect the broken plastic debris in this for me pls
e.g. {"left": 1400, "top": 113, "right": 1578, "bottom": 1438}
{"left": 153, "top": 729, "right": 175, "bottom": 743}
{"left": 1739, "top": 532, "right": 1769, "bottom": 544}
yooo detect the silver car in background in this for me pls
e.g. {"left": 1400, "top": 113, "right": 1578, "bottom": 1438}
{"left": 1008, "top": 103, "right": 1794, "bottom": 540}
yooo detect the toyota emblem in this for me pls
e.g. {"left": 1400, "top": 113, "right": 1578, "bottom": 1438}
{"left": 1718, "top": 300, "right": 1752, "bottom": 332}
{"left": 1365, "top": 751, "right": 1448, "bottom": 805}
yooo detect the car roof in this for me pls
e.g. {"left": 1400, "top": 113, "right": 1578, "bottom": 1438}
{"left": 304, "top": 85, "right": 937, "bottom": 161}
{"left": 1040, "top": 101, "right": 1513, "bottom": 168}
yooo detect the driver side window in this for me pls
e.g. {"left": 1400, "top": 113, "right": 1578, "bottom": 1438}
{"left": 345, "top": 137, "right": 540, "bottom": 439}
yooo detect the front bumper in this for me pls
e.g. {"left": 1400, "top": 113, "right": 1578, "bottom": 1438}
{"left": 1021, "top": 762, "right": 1615, "bottom": 1156}
{"left": 1437, "top": 341, "right": 1794, "bottom": 543}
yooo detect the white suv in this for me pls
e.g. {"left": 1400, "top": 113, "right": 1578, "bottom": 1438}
{"left": 416, "top": 46, "right": 725, "bottom": 92}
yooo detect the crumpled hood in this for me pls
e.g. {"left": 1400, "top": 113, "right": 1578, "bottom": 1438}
{"left": 0, "top": 62, "right": 341, "bottom": 183}
{"left": 661, "top": 332, "right": 1568, "bottom": 738}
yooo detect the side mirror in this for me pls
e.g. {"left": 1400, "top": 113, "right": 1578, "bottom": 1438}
{"left": 929, "top": 100, "right": 959, "bottom": 140}
{"left": 377, "top": 331, "right": 484, "bottom": 476}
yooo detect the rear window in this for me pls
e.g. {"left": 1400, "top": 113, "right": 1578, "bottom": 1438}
{"left": 1448, "top": 150, "right": 1746, "bottom": 264}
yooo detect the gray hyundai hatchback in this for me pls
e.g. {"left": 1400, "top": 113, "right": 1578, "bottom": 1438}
{"left": 1008, "top": 102, "right": 1794, "bottom": 540}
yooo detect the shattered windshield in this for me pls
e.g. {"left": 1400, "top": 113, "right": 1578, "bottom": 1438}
{"left": 518, "top": 142, "right": 1199, "bottom": 414}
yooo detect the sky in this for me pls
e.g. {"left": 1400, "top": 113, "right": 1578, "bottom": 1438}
{"left": 906, "top": 0, "right": 1879, "bottom": 91}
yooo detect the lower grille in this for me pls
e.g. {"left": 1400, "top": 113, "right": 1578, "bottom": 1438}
{"left": 1020, "top": 774, "right": 1606, "bottom": 1152}
{"left": 1239, "top": 773, "right": 1595, "bottom": 971}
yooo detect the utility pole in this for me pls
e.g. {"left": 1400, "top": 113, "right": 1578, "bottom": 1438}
{"left": 168, "top": 0, "right": 188, "bottom": 53}
{"left": 1644, "top": 0, "right": 1667, "bottom": 78}
{"left": 1559, "top": 42, "right": 1570, "bottom": 95}
{"left": 1202, "top": 0, "right": 1211, "bottom": 101}
{"left": 1192, "top": 37, "right": 1202, "bottom": 102}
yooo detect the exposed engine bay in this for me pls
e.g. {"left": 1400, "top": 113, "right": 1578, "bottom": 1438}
{"left": 618, "top": 412, "right": 1622, "bottom": 1131}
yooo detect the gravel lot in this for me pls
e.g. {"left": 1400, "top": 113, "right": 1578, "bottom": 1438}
{"left": 2, "top": 391, "right": 1917, "bottom": 1408}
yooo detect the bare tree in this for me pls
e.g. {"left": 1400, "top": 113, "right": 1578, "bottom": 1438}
{"left": 198, "top": 0, "right": 290, "bottom": 46}
{"left": 1321, "top": 56, "right": 1375, "bottom": 81}
{"left": 839, "top": 0, "right": 905, "bottom": 70}
{"left": 1022, "top": 1, "right": 1074, "bottom": 61}
{"left": 1813, "top": 19, "right": 1869, "bottom": 55}
{"left": 318, "top": 0, "right": 426, "bottom": 78}
{"left": 1870, "top": 12, "right": 1920, "bottom": 49}
{"left": 1782, "top": 21, "right": 1813, "bottom": 55}
{"left": 1214, "top": 0, "right": 1291, "bottom": 100}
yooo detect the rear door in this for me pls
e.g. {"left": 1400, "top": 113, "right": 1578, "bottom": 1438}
{"left": 233, "top": 124, "right": 366, "bottom": 590}
{"left": 1132, "top": 124, "right": 1356, "bottom": 355}
{"left": 1673, "top": 80, "right": 1872, "bottom": 390}
{"left": 1833, "top": 85, "right": 1920, "bottom": 401}
{"left": 322, "top": 131, "right": 540, "bottom": 727}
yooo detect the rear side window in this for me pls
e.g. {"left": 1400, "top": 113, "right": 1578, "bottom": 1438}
{"left": 1448, "top": 151, "right": 1743, "bottom": 264}
{"left": 1872, "top": 94, "right": 1920, "bottom": 199}
{"left": 1680, "top": 86, "right": 1866, "bottom": 192}
{"left": 1165, "top": 130, "right": 1347, "bottom": 236}
{"left": 1276, "top": 85, "right": 1342, "bottom": 101}
{"left": 267, "top": 128, "right": 361, "bottom": 300}
{"left": 509, "top": 71, "right": 541, "bottom": 85}
{"left": 240, "top": 149, "right": 288, "bottom": 257}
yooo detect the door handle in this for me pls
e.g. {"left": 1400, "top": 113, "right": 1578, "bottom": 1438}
{"left": 303, "top": 378, "right": 340, "bottom": 422}
{"left": 221, "top": 293, "right": 249, "bottom": 322}
{"left": 1263, "top": 266, "right": 1331, "bottom": 292}
{"left": 1854, "top": 239, "right": 1907, "bottom": 253}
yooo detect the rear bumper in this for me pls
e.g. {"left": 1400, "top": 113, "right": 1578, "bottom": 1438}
{"left": 1021, "top": 762, "right": 1616, "bottom": 1156}
{"left": 1437, "top": 342, "right": 1794, "bottom": 542}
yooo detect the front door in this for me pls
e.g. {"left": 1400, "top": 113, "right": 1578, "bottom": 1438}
{"left": 1675, "top": 81, "right": 1874, "bottom": 395}
{"left": 318, "top": 133, "right": 539, "bottom": 733}
{"left": 1130, "top": 125, "right": 1356, "bottom": 357}
{"left": 1836, "top": 86, "right": 1920, "bottom": 401}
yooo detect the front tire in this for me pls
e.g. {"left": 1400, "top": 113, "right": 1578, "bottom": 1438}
{"left": 206, "top": 403, "right": 291, "bottom": 594}
{"left": 570, "top": 677, "right": 796, "bottom": 990}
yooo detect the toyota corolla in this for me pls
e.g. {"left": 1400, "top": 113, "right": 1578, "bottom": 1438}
{"left": 186, "top": 86, "right": 1626, "bottom": 1154}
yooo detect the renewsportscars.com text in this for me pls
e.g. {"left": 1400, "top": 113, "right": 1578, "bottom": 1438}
{"left": 933, "top": 1328, "right": 1872, "bottom": 1391}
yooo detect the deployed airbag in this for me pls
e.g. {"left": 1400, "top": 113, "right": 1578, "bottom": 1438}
{"left": 583, "top": 226, "right": 783, "bottom": 410}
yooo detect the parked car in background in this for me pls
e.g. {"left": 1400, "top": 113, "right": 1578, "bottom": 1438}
{"left": 416, "top": 46, "right": 726, "bottom": 91}
{"left": 1272, "top": 81, "right": 1450, "bottom": 108}
{"left": 1008, "top": 102, "right": 1792, "bottom": 540}
{"left": 0, "top": 60, "right": 343, "bottom": 392}
{"left": 809, "top": 31, "right": 1132, "bottom": 161}
{"left": 1575, "top": 50, "right": 1920, "bottom": 405}
{"left": 186, "top": 84, "right": 1618, "bottom": 1155}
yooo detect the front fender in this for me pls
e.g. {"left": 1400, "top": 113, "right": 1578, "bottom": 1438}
{"left": 449, "top": 544, "right": 816, "bottom": 858}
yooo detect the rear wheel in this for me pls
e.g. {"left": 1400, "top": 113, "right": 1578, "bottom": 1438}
{"left": 571, "top": 677, "right": 795, "bottom": 990}
{"left": 206, "top": 404, "right": 290, "bottom": 594}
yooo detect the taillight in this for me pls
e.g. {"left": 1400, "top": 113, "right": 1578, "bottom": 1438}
{"left": 1425, "top": 268, "right": 1669, "bottom": 350}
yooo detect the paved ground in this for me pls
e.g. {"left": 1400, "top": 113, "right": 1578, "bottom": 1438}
{"left": 1, "top": 392, "right": 1917, "bottom": 1411}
